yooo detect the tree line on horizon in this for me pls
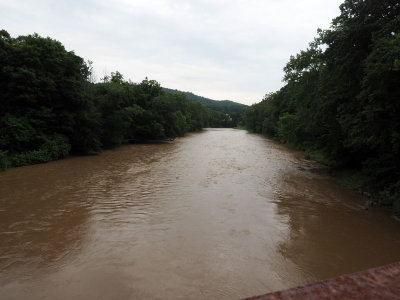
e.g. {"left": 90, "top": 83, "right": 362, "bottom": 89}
{"left": 163, "top": 87, "right": 247, "bottom": 126}
{"left": 0, "top": 29, "right": 244, "bottom": 170}
{"left": 244, "top": 0, "right": 400, "bottom": 214}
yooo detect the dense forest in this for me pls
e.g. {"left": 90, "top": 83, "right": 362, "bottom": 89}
{"left": 0, "top": 29, "right": 244, "bottom": 170}
{"left": 164, "top": 87, "right": 247, "bottom": 127}
{"left": 245, "top": 0, "right": 400, "bottom": 215}
{"left": 163, "top": 88, "right": 247, "bottom": 114}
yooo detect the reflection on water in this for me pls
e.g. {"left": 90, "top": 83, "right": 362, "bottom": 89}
{"left": 274, "top": 171, "right": 400, "bottom": 283}
{"left": 1, "top": 129, "right": 400, "bottom": 299}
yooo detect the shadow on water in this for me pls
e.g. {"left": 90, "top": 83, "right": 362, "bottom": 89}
{"left": 273, "top": 166, "right": 400, "bottom": 284}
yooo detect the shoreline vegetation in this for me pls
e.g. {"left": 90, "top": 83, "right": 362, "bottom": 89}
{"left": 244, "top": 0, "right": 400, "bottom": 216}
{"left": 0, "top": 29, "right": 245, "bottom": 171}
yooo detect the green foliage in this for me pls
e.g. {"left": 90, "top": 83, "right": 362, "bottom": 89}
{"left": 244, "top": 0, "right": 400, "bottom": 214}
{"left": 277, "top": 113, "right": 299, "bottom": 146}
{"left": 305, "top": 150, "right": 335, "bottom": 167}
{"left": 0, "top": 30, "right": 210, "bottom": 170}
{"left": 0, "top": 150, "right": 10, "bottom": 170}
{"left": 208, "top": 110, "right": 233, "bottom": 128}
{"left": 8, "top": 135, "right": 70, "bottom": 167}
{"left": 163, "top": 87, "right": 247, "bottom": 127}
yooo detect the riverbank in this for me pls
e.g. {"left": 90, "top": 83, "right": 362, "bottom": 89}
{"left": 240, "top": 131, "right": 400, "bottom": 218}
{"left": 304, "top": 146, "right": 400, "bottom": 217}
{"left": 0, "top": 130, "right": 203, "bottom": 171}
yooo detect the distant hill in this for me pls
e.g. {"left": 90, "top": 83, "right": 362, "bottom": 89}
{"left": 163, "top": 88, "right": 247, "bottom": 115}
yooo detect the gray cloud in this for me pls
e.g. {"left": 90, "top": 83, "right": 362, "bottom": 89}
{"left": 0, "top": 0, "right": 343, "bottom": 104}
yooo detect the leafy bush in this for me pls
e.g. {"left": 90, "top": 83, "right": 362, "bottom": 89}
{"left": 277, "top": 113, "right": 300, "bottom": 146}
{"left": 0, "top": 150, "right": 10, "bottom": 170}
{"left": 6, "top": 135, "right": 71, "bottom": 168}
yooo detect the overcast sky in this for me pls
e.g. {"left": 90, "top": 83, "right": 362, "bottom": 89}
{"left": 1, "top": 0, "right": 343, "bottom": 105}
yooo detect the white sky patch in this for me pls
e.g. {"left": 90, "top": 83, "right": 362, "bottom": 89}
{"left": 0, "top": 0, "right": 343, "bottom": 105}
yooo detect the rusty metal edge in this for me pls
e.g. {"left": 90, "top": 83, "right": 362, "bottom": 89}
{"left": 244, "top": 261, "right": 400, "bottom": 300}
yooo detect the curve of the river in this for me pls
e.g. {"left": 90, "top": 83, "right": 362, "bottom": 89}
{"left": 1, "top": 129, "right": 400, "bottom": 299}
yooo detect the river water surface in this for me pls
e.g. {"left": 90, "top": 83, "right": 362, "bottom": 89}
{"left": 1, "top": 129, "right": 400, "bottom": 299}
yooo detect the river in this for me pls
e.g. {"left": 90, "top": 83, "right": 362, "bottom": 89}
{"left": 1, "top": 128, "right": 400, "bottom": 299}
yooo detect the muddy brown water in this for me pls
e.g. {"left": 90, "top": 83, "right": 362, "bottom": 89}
{"left": 1, "top": 128, "right": 400, "bottom": 299}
